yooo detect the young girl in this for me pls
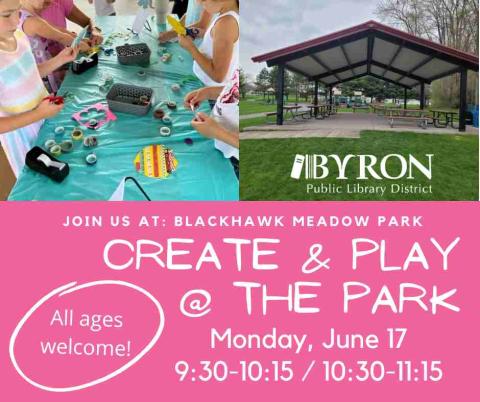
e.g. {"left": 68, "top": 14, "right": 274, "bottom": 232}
{"left": 20, "top": 0, "right": 90, "bottom": 91}
{"left": 0, "top": 0, "right": 78, "bottom": 177}
{"left": 87, "top": 0, "right": 116, "bottom": 17}
{"left": 40, "top": 0, "right": 103, "bottom": 57}
{"left": 184, "top": 69, "right": 239, "bottom": 176}
{"left": 179, "top": 0, "right": 239, "bottom": 86}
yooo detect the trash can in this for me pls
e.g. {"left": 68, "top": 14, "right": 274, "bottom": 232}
{"left": 468, "top": 104, "right": 479, "bottom": 128}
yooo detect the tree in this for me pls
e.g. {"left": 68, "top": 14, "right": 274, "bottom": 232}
{"left": 375, "top": 0, "right": 479, "bottom": 106}
{"left": 268, "top": 66, "right": 293, "bottom": 101}
{"left": 239, "top": 68, "right": 247, "bottom": 99}
{"left": 254, "top": 68, "right": 270, "bottom": 98}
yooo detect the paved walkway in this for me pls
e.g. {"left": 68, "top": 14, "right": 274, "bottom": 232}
{"left": 241, "top": 112, "right": 478, "bottom": 139}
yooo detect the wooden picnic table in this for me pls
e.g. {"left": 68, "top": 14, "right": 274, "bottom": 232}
{"left": 265, "top": 105, "right": 304, "bottom": 122}
{"left": 352, "top": 105, "right": 370, "bottom": 112}
{"left": 430, "top": 110, "right": 459, "bottom": 128}
{"left": 372, "top": 104, "right": 386, "bottom": 115}
{"left": 283, "top": 105, "right": 303, "bottom": 120}
{"left": 386, "top": 109, "right": 429, "bottom": 129}
{"left": 307, "top": 104, "right": 328, "bottom": 119}
{"left": 387, "top": 108, "right": 425, "bottom": 116}
{"left": 326, "top": 103, "right": 337, "bottom": 115}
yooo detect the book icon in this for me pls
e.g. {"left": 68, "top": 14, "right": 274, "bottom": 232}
{"left": 290, "top": 154, "right": 305, "bottom": 179}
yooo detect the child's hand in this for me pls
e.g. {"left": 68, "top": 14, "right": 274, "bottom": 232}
{"left": 79, "top": 40, "right": 91, "bottom": 53}
{"left": 178, "top": 34, "right": 195, "bottom": 52}
{"left": 90, "top": 27, "right": 103, "bottom": 46}
{"left": 36, "top": 98, "right": 64, "bottom": 119}
{"left": 191, "top": 112, "right": 221, "bottom": 139}
{"left": 56, "top": 46, "right": 79, "bottom": 65}
{"left": 158, "top": 30, "right": 177, "bottom": 43}
{"left": 184, "top": 89, "right": 207, "bottom": 109}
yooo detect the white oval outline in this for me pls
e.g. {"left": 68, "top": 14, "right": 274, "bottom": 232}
{"left": 9, "top": 280, "right": 165, "bottom": 393}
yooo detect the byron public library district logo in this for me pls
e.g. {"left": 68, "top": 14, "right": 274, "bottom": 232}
{"left": 290, "top": 154, "right": 434, "bottom": 196}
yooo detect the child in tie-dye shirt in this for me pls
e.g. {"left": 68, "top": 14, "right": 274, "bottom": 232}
{"left": 0, "top": 0, "right": 77, "bottom": 177}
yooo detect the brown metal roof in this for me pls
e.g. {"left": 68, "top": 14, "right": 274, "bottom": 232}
{"left": 252, "top": 20, "right": 479, "bottom": 88}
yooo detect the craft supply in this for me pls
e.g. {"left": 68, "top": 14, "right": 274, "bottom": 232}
{"left": 166, "top": 15, "right": 199, "bottom": 39}
{"left": 106, "top": 84, "right": 153, "bottom": 115}
{"left": 50, "top": 144, "right": 62, "bottom": 156}
{"left": 72, "top": 52, "right": 98, "bottom": 74}
{"left": 137, "top": 70, "right": 147, "bottom": 79}
{"left": 71, "top": 128, "right": 84, "bottom": 141}
{"left": 43, "top": 95, "right": 64, "bottom": 105}
{"left": 139, "top": 95, "right": 150, "bottom": 105}
{"left": 161, "top": 53, "right": 172, "bottom": 63}
{"left": 37, "top": 154, "right": 65, "bottom": 171}
{"left": 71, "top": 25, "right": 88, "bottom": 49}
{"left": 167, "top": 15, "right": 186, "bottom": 36}
{"left": 99, "top": 75, "right": 114, "bottom": 93}
{"left": 134, "top": 144, "right": 178, "bottom": 179}
{"left": 89, "top": 118, "right": 98, "bottom": 127}
{"left": 171, "top": 83, "right": 181, "bottom": 92}
{"left": 72, "top": 103, "right": 117, "bottom": 129}
{"left": 154, "top": 108, "right": 165, "bottom": 119}
{"left": 162, "top": 115, "right": 172, "bottom": 124}
{"left": 158, "top": 47, "right": 167, "bottom": 55}
{"left": 184, "top": 138, "right": 193, "bottom": 146}
{"left": 116, "top": 43, "right": 151, "bottom": 65}
{"left": 60, "top": 140, "right": 74, "bottom": 152}
{"left": 54, "top": 126, "right": 65, "bottom": 135}
{"left": 167, "top": 101, "right": 177, "bottom": 110}
{"left": 178, "top": 55, "right": 184, "bottom": 62}
{"left": 159, "top": 127, "right": 171, "bottom": 136}
{"left": 26, "top": 146, "right": 69, "bottom": 182}
{"left": 45, "top": 139, "right": 56, "bottom": 150}
{"left": 83, "top": 135, "right": 98, "bottom": 148}
{"left": 86, "top": 153, "right": 97, "bottom": 165}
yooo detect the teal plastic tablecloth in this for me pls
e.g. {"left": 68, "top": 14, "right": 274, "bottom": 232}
{"left": 9, "top": 16, "right": 238, "bottom": 201}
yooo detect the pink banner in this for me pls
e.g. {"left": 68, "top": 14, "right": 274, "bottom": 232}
{"left": 0, "top": 202, "right": 477, "bottom": 401}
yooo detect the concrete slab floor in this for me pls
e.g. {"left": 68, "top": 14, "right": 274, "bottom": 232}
{"left": 242, "top": 112, "right": 478, "bottom": 139}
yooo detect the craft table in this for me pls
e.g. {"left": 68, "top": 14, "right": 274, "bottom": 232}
{"left": 9, "top": 16, "right": 238, "bottom": 201}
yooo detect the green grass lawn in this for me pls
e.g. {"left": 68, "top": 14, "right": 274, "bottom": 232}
{"left": 240, "top": 96, "right": 276, "bottom": 115}
{"left": 240, "top": 131, "right": 478, "bottom": 201}
{"left": 240, "top": 116, "right": 269, "bottom": 131}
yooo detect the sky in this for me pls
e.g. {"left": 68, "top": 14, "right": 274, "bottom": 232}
{"left": 241, "top": 0, "right": 379, "bottom": 82}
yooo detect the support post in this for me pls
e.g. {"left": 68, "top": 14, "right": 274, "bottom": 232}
{"left": 459, "top": 67, "right": 467, "bottom": 132}
{"left": 420, "top": 82, "right": 425, "bottom": 109}
{"left": 276, "top": 64, "right": 285, "bottom": 126}
{"left": 404, "top": 87, "right": 407, "bottom": 109}
{"left": 314, "top": 80, "right": 319, "bottom": 105}
{"left": 329, "top": 87, "right": 333, "bottom": 105}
